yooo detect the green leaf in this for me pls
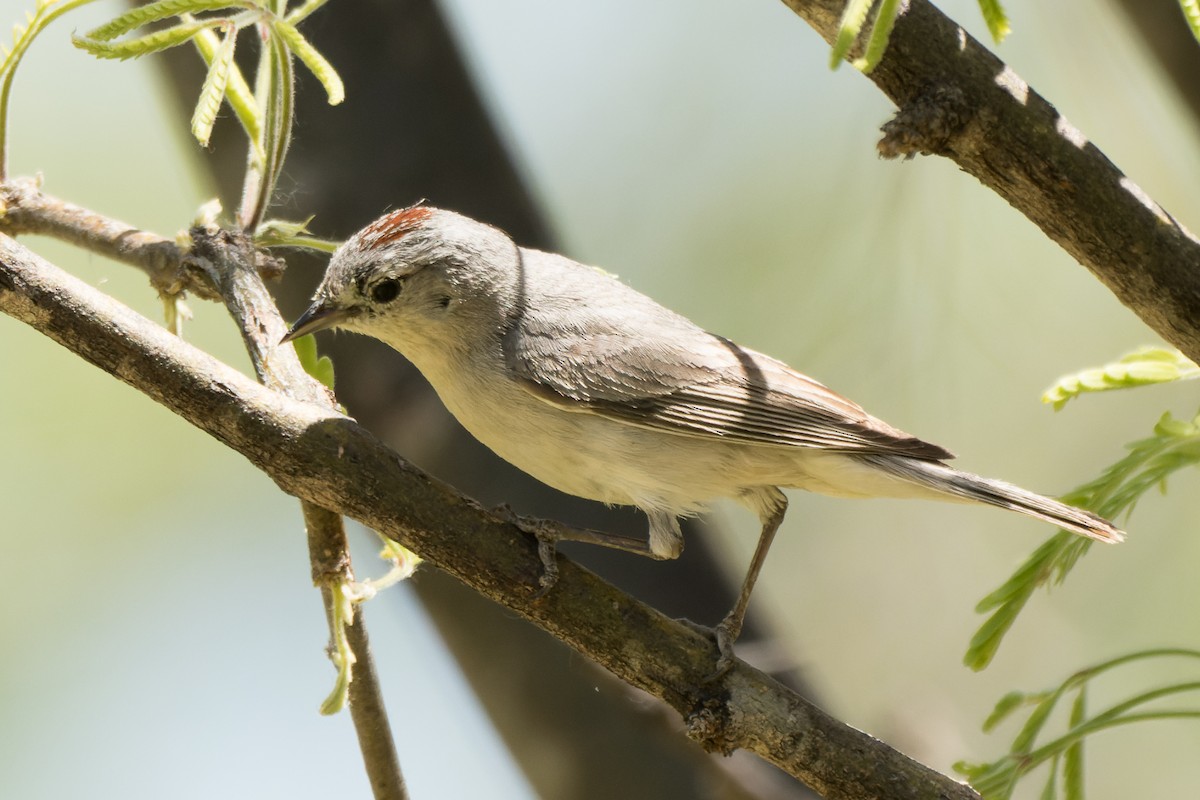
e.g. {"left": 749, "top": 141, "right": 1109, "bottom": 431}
{"left": 240, "top": 32, "right": 294, "bottom": 228}
{"left": 255, "top": 217, "right": 312, "bottom": 238}
{"left": 1038, "top": 754, "right": 1059, "bottom": 800}
{"left": 255, "top": 217, "right": 341, "bottom": 252}
{"left": 317, "top": 579, "right": 356, "bottom": 716}
{"left": 259, "top": 31, "right": 295, "bottom": 217}
{"left": 854, "top": 0, "right": 900, "bottom": 73}
{"left": 1154, "top": 409, "right": 1199, "bottom": 437}
{"left": 953, "top": 759, "right": 986, "bottom": 780}
{"left": 285, "top": 0, "right": 331, "bottom": 24}
{"left": 290, "top": 332, "right": 335, "bottom": 389}
{"left": 970, "top": 651, "right": 1200, "bottom": 799}
{"left": 1064, "top": 411, "right": 1200, "bottom": 518}
{"left": 188, "top": 17, "right": 261, "bottom": 155}
{"left": 966, "top": 409, "right": 1200, "bottom": 670}
{"left": 956, "top": 756, "right": 1019, "bottom": 799}
{"left": 81, "top": 0, "right": 253, "bottom": 42}
{"left": 191, "top": 24, "right": 236, "bottom": 146}
{"left": 1042, "top": 347, "right": 1200, "bottom": 410}
{"left": 3, "top": 1, "right": 95, "bottom": 77}
{"left": 829, "top": 0, "right": 873, "bottom": 69}
{"left": 984, "top": 691, "right": 1037, "bottom": 732}
{"left": 965, "top": 600, "right": 1021, "bottom": 672}
{"left": 73, "top": 19, "right": 218, "bottom": 60}
{"left": 270, "top": 18, "right": 343, "bottom": 104}
{"left": 974, "top": 535, "right": 1064, "bottom": 613}
{"left": 1063, "top": 688, "right": 1086, "bottom": 800}
{"left": 1181, "top": 0, "right": 1200, "bottom": 45}
{"left": 1012, "top": 692, "right": 1060, "bottom": 753}
{"left": 978, "top": 0, "right": 1011, "bottom": 43}
{"left": 833, "top": 0, "right": 1010, "bottom": 72}
{"left": 966, "top": 534, "right": 1078, "bottom": 671}
{"left": 365, "top": 535, "right": 423, "bottom": 591}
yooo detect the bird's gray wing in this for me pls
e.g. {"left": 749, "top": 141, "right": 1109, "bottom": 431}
{"left": 503, "top": 283, "right": 951, "bottom": 460}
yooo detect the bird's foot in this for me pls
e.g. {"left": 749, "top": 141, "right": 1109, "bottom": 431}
{"left": 493, "top": 505, "right": 560, "bottom": 598}
{"left": 711, "top": 617, "right": 739, "bottom": 680}
{"left": 678, "top": 616, "right": 740, "bottom": 682}
{"left": 533, "top": 533, "right": 560, "bottom": 598}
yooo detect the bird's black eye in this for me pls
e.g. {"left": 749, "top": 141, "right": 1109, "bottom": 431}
{"left": 369, "top": 278, "right": 402, "bottom": 304}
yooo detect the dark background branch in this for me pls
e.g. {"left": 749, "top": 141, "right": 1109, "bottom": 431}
{"left": 1108, "top": 0, "right": 1200, "bottom": 129}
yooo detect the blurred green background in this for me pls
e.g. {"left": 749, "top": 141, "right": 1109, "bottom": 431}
{"left": 2, "top": 1, "right": 1199, "bottom": 797}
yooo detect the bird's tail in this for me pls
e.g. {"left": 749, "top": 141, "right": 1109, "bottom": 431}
{"left": 856, "top": 454, "right": 1124, "bottom": 543}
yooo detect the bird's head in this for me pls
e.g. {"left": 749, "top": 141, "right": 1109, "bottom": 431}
{"left": 282, "top": 205, "right": 520, "bottom": 354}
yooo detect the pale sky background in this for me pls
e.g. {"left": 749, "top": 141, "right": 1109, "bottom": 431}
{"left": 3, "top": 1, "right": 1199, "bottom": 798}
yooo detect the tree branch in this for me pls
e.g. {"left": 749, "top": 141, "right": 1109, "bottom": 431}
{"left": 0, "top": 179, "right": 283, "bottom": 302}
{"left": 0, "top": 233, "right": 977, "bottom": 800}
{"left": 0, "top": 178, "right": 205, "bottom": 297}
{"left": 305, "top": 503, "right": 408, "bottom": 800}
{"left": 780, "top": 0, "right": 1200, "bottom": 363}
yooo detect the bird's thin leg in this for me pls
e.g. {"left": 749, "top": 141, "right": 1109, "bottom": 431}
{"left": 712, "top": 491, "right": 789, "bottom": 678}
{"left": 493, "top": 506, "right": 658, "bottom": 597}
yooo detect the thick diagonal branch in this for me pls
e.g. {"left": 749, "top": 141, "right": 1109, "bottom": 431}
{"left": 0, "top": 234, "right": 978, "bottom": 800}
{"left": 780, "top": 0, "right": 1200, "bottom": 364}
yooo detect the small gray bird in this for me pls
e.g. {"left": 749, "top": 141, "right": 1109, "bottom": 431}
{"left": 283, "top": 206, "right": 1123, "bottom": 675}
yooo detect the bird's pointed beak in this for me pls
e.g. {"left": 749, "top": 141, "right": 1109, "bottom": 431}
{"left": 281, "top": 301, "right": 350, "bottom": 344}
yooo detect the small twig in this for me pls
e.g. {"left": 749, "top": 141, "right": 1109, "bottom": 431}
{"left": 182, "top": 223, "right": 409, "bottom": 800}
{"left": 0, "top": 177, "right": 204, "bottom": 297}
{"left": 0, "top": 180, "right": 289, "bottom": 302}
{"left": 305, "top": 504, "right": 408, "bottom": 800}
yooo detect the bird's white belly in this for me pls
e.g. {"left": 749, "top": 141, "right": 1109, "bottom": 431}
{"left": 417, "top": 351, "right": 937, "bottom": 515}
{"left": 423, "top": 362, "right": 744, "bottom": 513}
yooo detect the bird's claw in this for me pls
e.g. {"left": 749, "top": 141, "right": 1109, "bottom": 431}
{"left": 677, "top": 617, "right": 738, "bottom": 682}
{"left": 532, "top": 533, "right": 560, "bottom": 599}
{"left": 494, "top": 505, "right": 561, "bottom": 599}
{"left": 492, "top": 503, "right": 519, "bottom": 524}
{"left": 711, "top": 619, "right": 737, "bottom": 680}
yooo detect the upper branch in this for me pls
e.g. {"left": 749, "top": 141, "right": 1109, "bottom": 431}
{"left": 780, "top": 0, "right": 1200, "bottom": 364}
{"left": 0, "top": 233, "right": 978, "bottom": 800}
